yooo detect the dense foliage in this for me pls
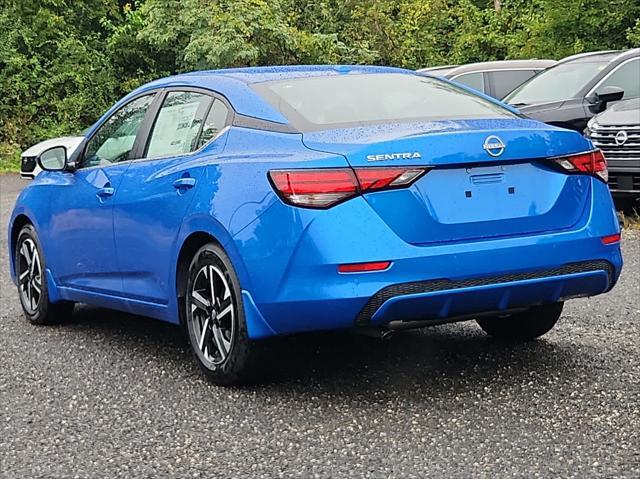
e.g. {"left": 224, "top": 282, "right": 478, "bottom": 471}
{"left": 1, "top": 0, "right": 639, "bottom": 167}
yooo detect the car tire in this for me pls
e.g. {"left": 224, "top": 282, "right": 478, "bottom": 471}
{"left": 476, "top": 302, "right": 564, "bottom": 341}
{"left": 15, "top": 224, "right": 74, "bottom": 325}
{"left": 184, "top": 243, "right": 259, "bottom": 385}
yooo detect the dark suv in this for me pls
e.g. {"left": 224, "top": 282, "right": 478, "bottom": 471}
{"left": 586, "top": 98, "right": 640, "bottom": 198}
{"left": 505, "top": 49, "right": 640, "bottom": 132}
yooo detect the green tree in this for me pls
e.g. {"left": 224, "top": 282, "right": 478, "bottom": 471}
{"left": 1, "top": 0, "right": 639, "bottom": 170}
{"left": 0, "top": 0, "right": 121, "bottom": 149}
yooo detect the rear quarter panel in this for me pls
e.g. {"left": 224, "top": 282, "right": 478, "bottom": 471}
{"left": 179, "top": 126, "right": 350, "bottom": 292}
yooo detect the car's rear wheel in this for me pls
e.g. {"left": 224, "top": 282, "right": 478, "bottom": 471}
{"left": 476, "top": 302, "right": 563, "bottom": 341}
{"left": 185, "top": 243, "right": 258, "bottom": 385}
{"left": 15, "top": 224, "right": 74, "bottom": 324}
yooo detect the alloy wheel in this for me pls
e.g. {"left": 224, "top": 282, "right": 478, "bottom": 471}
{"left": 17, "top": 238, "right": 42, "bottom": 314}
{"left": 188, "top": 264, "right": 236, "bottom": 367}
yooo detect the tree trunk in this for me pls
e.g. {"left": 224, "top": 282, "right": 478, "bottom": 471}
{"left": 494, "top": 0, "right": 502, "bottom": 11}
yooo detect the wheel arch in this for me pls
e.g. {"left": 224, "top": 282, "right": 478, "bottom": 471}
{"left": 174, "top": 219, "right": 252, "bottom": 325}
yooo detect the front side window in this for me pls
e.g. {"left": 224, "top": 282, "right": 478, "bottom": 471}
{"left": 596, "top": 58, "right": 640, "bottom": 99}
{"left": 253, "top": 73, "right": 516, "bottom": 131}
{"left": 82, "top": 94, "right": 155, "bottom": 168}
{"left": 505, "top": 60, "right": 609, "bottom": 105}
{"left": 145, "top": 91, "right": 212, "bottom": 158}
{"left": 453, "top": 72, "right": 485, "bottom": 93}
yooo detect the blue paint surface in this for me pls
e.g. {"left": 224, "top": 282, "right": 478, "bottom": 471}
{"left": 9, "top": 66, "right": 622, "bottom": 339}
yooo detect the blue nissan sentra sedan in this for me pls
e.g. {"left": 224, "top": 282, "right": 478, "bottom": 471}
{"left": 9, "top": 66, "right": 622, "bottom": 384}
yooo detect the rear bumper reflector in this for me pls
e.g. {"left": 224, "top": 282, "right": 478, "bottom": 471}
{"left": 601, "top": 233, "right": 621, "bottom": 245}
{"left": 338, "top": 261, "right": 391, "bottom": 273}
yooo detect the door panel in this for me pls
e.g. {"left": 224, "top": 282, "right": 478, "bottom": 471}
{"left": 47, "top": 165, "right": 130, "bottom": 293}
{"left": 113, "top": 92, "right": 230, "bottom": 305}
{"left": 112, "top": 157, "right": 206, "bottom": 303}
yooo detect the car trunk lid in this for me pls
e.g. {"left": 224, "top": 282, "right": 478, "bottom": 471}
{"left": 303, "top": 119, "right": 593, "bottom": 245}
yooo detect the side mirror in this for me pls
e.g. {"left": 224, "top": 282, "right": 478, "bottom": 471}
{"left": 589, "top": 86, "right": 624, "bottom": 113}
{"left": 36, "top": 146, "right": 68, "bottom": 172}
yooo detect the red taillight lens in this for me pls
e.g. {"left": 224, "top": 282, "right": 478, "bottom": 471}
{"left": 354, "top": 167, "right": 427, "bottom": 192}
{"left": 553, "top": 149, "right": 608, "bottom": 182}
{"left": 268, "top": 168, "right": 359, "bottom": 208}
{"left": 269, "top": 167, "right": 428, "bottom": 208}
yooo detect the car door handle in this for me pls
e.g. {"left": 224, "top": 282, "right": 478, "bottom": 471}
{"left": 96, "top": 186, "right": 115, "bottom": 198}
{"left": 173, "top": 177, "right": 196, "bottom": 189}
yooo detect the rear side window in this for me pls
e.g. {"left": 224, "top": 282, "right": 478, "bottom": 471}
{"left": 488, "top": 70, "right": 537, "bottom": 99}
{"left": 195, "top": 100, "right": 229, "bottom": 150}
{"left": 453, "top": 72, "right": 485, "bottom": 93}
{"left": 597, "top": 58, "right": 640, "bottom": 99}
{"left": 145, "top": 91, "right": 212, "bottom": 158}
{"left": 253, "top": 73, "right": 517, "bottom": 132}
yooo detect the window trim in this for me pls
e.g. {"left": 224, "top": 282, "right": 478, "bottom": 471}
{"left": 585, "top": 56, "right": 640, "bottom": 99}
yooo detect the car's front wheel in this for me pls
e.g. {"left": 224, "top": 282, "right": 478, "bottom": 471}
{"left": 185, "top": 243, "right": 258, "bottom": 385}
{"left": 15, "top": 224, "right": 74, "bottom": 324}
{"left": 476, "top": 302, "right": 564, "bottom": 341}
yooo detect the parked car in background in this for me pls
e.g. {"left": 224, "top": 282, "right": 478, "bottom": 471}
{"left": 20, "top": 136, "right": 84, "bottom": 179}
{"left": 586, "top": 97, "right": 640, "bottom": 199}
{"left": 9, "top": 66, "right": 622, "bottom": 385}
{"left": 419, "top": 60, "right": 556, "bottom": 100}
{"left": 418, "top": 64, "right": 459, "bottom": 77}
{"left": 505, "top": 49, "right": 640, "bottom": 132}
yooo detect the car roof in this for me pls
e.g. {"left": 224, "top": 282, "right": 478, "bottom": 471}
{"left": 555, "top": 49, "right": 640, "bottom": 67}
{"left": 132, "top": 65, "right": 413, "bottom": 124}
{"left": 416, "top": 65, "right": 459, "bottom": 77}
{"left": 444, "top": 59, "right": 557, "bottom": 77}
{"left": 168, "top": 65, "right": 410, "bottom": 85}
{"left": 417, "top": 65, "right": 459, "bottom": 72}
{"left": 556, "top": 50, "right": 623, "bottom": 64}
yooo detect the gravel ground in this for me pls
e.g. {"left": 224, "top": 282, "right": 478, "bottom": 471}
{"left": 1, "top": 173, "right": 638, "bottom": 478}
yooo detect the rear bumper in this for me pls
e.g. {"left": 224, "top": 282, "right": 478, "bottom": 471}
{"left": 234, "top": 179, "right": 622, "bottom": 338}
{"left": 361, "top": 260, "right": 612, "bottom": 326}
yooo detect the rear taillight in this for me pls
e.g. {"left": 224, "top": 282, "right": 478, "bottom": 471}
{"left": 553, "top": 149, "right": 608, "bottom": 183}
{"left": 268, "top": 167, "right": 428, "bottom": 208}
{"left": 268, "top": 169, "right": 358, "bottom": 208}
{"left": 354, "top": 168, "right": 426, "bottom": 192}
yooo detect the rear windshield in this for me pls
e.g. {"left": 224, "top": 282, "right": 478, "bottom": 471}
{"left": 253, "top": 73, "right": 517, "bottom": 131}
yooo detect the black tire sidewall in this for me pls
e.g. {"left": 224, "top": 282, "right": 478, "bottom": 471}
{"left": 477, "top": 302, "right": 564, "bottom": 341}
{"left": 15, "top": 224, "right": 51, "bottom": 324}
{"left": 185, "top": 243, "right": 252, "bottom": 384}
